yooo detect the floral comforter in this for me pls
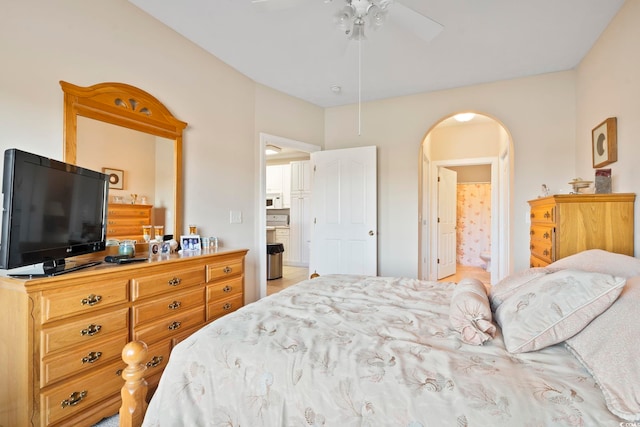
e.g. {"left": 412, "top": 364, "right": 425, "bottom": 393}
{"left": 143, "top": 275, "right": 622, "bottom": 426}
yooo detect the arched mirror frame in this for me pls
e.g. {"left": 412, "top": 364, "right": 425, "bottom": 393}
{"left": 60, "top": 81, "right": 187, "bottom": 239}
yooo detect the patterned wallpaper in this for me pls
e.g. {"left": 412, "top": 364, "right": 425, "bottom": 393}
{"left": 456, "top": 183, "right": 491, "bottom": 267}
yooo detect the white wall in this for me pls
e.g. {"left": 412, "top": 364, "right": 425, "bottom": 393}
{"left": 575, "top": 0, "right": 640, "bottom": 255}
{"left": 325, "top": 72, "right": 577, "bottom": 276}
{"left": 0, "top": 0, "right": 325, "bottom": 302}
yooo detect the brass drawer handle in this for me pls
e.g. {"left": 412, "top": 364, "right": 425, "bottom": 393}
{"left": 223, "top": 266, "right": 232, "bottom": 274}
{"left": 543, "top": 232, "right": 550, "bottom": 239}
{"left": 530, "top": 229, "right": 534, "bottom": 236}
{"left": 168, "top": 301, "right": 181, "bottom": 310}
{"left": 61, "top": 390, "right": 87, "bottom": 408}
{"left": 168, "top": 321, "right": 181, "bottom": 330}
{"left": 81, "top": 351, "right": 102, "bottom": 364}
{"left": 146, "top": 355, "right": 164, "bottom": 368}
{"left": 223, "top": 302, "right": 232, "bottom": 311}
{"left": 544, "top": 211, "right": 551, "bottom": 219}
{"left": 81, "top": 294, "right": 102, "bottom": 306}
{"left": 168, "top": 277, "right": 182, "bottom": 286}
{"left": 543, "top": 249, "right": 550, "bottom": 256}
{"left": 222, "top": 285, "right": 232, "bottom": 293}
{"left": 80, "top": 324, "right": 102, "bottom": 336}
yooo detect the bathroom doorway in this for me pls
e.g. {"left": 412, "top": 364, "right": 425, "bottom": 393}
{"left": 441, "top": 163, "right": 492, "bottom": 285}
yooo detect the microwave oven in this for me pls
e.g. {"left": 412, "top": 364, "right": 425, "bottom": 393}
{"left": 266, "top": 193, "right": 283, "bottom": 209}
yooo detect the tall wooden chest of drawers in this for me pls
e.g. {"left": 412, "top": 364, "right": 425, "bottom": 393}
{"left": 528, "top": 194, "right": 635, "bottom": 267}
{"left": 106, "top": 203, "right": 153, "bottom": 242}
{"left": 0, "top": 248, "right": 248, "bottom": 427}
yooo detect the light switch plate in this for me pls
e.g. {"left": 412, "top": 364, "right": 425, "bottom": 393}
{"left": 230, "top": 210, "right": 242, "bottom": 224}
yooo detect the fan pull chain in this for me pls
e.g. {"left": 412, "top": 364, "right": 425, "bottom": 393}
{"left": 358, "top": 37, "right": 362, "bottom": 136}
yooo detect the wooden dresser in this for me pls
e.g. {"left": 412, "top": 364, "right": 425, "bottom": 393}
{"left": 0, "top": 248, "right": 248, "bottom": 427}
{"left": 528, "top": 194, "right": 635, "bottom": 267}
{"left": 106, "top": 203, "right": 153, "bottom": 242}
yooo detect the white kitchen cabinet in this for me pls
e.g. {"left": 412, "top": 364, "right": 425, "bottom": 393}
{"left": 291, "top": 160, "right": 311, "bottom": 193}
{"left": 267, "top": 164, "right": 292, "bottom": 208}
{"left": 275, "top": 228, "right": 290, "bottom": 264}
{"left": 282, "top": 165, "right": 291, "bottom": 208}
{"left": 289, "top": 194, "right": 311, "bottom": 266}
{"left": 266, "top": 165, "right": 283, "bottom": 193}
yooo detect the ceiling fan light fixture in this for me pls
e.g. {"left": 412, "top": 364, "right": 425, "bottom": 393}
{"left": 334, "top": 6, "right": 355, "bottom": 31}
{"left": 368, "top": 5, "right": 387, "bottom": 28}
{"left": 265, "top": 144, "right": 281, "bottom": 155}
{"left": 349, "top": 17, "right": 367, "bottom": 40}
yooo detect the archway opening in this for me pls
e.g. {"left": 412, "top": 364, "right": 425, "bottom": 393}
{"left": 419, "top": 113, "right": 513, "bottom": 285}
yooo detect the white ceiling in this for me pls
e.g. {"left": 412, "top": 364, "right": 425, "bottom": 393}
{"left": 128, "top": 0, "right": 625, "bottom": 108}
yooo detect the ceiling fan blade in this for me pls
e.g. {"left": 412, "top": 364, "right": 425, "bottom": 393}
{"left": 390, "top": 2, "right": 444, "bottom": 43}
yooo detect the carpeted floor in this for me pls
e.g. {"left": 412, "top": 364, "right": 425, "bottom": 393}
{"left": 92, "top": 414, "right": 118, "bottom": 427}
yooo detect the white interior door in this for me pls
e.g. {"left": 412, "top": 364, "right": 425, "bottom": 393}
{"left": 309, "top": 146, "right": 377, "bottom": 276}
{"left": 437, "top": 167, "right": 457, "bottom": 279}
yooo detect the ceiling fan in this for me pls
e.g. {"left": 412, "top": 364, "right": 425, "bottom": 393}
{"left": 251, "top": 0, "right": 443, "bottom": 43}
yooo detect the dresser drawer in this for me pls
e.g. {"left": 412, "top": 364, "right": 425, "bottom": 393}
{"left": 41, "top": 280, "right": 129, "bottom": 323}
{"left": 207, "top": 294, "right": 243, "bottom": 321}
{"left": 107, "top": 225, "right": 149, "bottom": 237}
{"left": 41, "top": 360, "right": 123, "bottom": 426}
{"left": 107, "top": 217, "right": 150, "bottom": 227}
{"left": 131, "top": 266, "right": 206, "bottom": 301}
{"left": 41, "top": 333, "right": 129, "bottom": 388}
{"left": 115, "top": 339, "right": 172, "bottom": 384}
{"left": 132, "top": 287, "right": 205, "bottom": 327}
{"left": 207, "top": 276, "right": 243, "bottom": 302}
{"left": 530, "top": 204, "right": 555, "bottom": 224}
{"left": 42, "top": 308, "right": 129, "bottom": 356}
{"left": 207, "top": 258, "right": 243, "bottom": 281}
{"left": 529, "top": 224, "right": 554, "bottom": 244}
{"left": 107, "top": 204, "right": 152, "bottom": 218}
{"left": 133, "top": 306, "right": 205, "bottom": 345}
{"left": 530, "top": 256, "right": 550, "bottom": 268}
{"left": 530, "top": 240, "right": 553, "bottom": 263}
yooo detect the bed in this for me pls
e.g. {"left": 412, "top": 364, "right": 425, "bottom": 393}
{"left": 120, "top": 250, "right": 640, "bottom": 426}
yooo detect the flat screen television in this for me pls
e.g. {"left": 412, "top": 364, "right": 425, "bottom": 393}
{"left": 0, "top": 148, "right": 109, "bottom": 277}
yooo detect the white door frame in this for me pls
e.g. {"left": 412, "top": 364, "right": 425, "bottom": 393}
{"left": 427, "top": 157, "right": 505, "bottom": 284}
{"left": 258, "top": 133, "right": 321, "bottom": 299}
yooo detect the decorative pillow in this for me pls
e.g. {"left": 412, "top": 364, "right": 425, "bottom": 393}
{"left": 549, "top": 249, "right": 640, "bottom": 278}
{"left": 450, "top": 278, "right": 496, "bottom": 345}
{"left": 565, "top": 276, "right": 640, "bottom": 421}
{"left": 494, "top": 269, "right": 626, "bottom": 353}
{"left": 489, "top": 267, "right": 557, "bottom": 312}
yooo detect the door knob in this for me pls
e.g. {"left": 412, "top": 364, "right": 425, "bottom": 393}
{"left": 369, "top": 230, "right": 374, "bottom": 236}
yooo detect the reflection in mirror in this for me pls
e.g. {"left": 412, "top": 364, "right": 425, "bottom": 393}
{"left": 60, "top": 81, "right": 187, "bottom": 243}
{"left": 76, "top": 117, "right": 175, "bottom": 237}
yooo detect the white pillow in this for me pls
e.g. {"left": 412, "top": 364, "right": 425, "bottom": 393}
{"left": 549, "top": 249, "right": 640, "bottom": 278}
{"left": 489, "top": 267, "right": 557, "bottom": 311}
{"left": 494, "top": 269, "right": 626, "bottom": 353}
{"left": 565, "top": 276, "right": 640, "bottom": 421}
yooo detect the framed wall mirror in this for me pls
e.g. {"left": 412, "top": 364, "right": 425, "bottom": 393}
{"left": 60, "top": 81, "right": 187, "bottom": 241}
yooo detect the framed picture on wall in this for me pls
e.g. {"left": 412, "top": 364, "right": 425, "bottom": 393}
{"left": 103, "top": 167, "right": 124, "bottom": 190}
{"left": 592, "top": 117, "right": 617, "bottom": 168}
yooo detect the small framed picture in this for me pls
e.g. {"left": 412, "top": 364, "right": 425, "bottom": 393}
{"left": 148, "top": 242, "right": 160, "bottom": 256}
{"left": 160, "top": 241, "right": 172, "bottom": 255}
{"left": 592, "top": 117, "right": 617, "bottom": 168}
{"left": 103, "top": 167, "right": 124, "bottom": 190}
{"left": 180, "top": 235, "right": 201, "bottom": 252}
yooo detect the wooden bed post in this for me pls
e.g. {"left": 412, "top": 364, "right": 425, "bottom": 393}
{"left": 119, "top": 341, "right": 149, "bottom": 427}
